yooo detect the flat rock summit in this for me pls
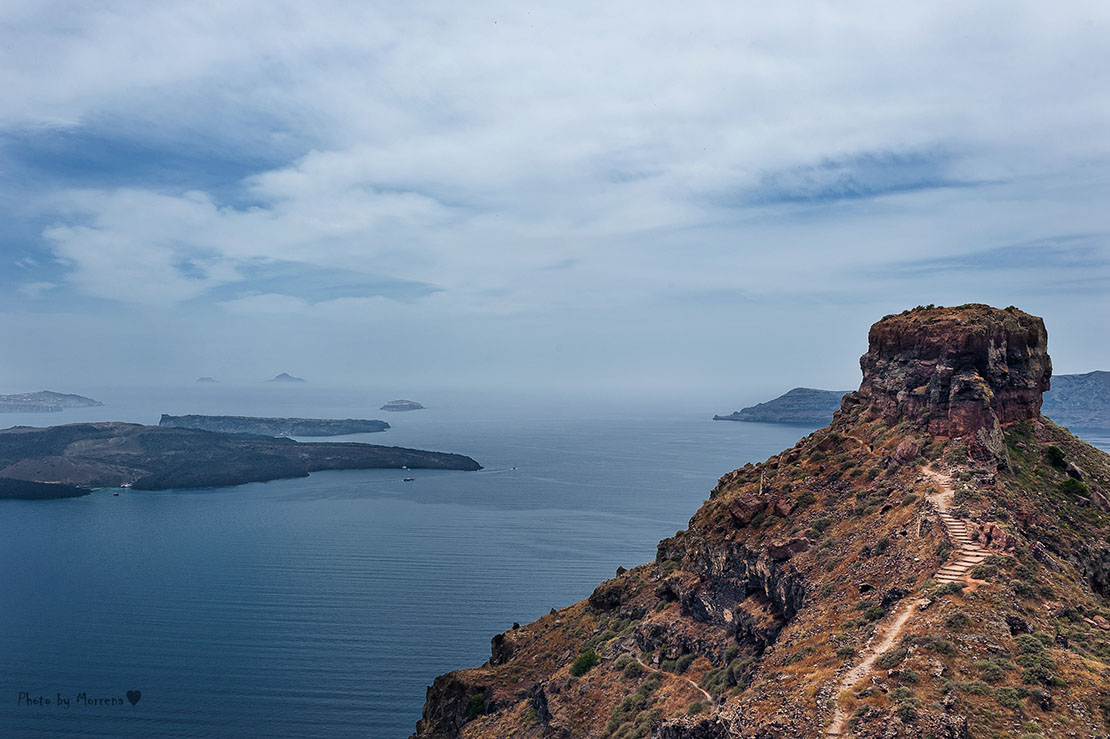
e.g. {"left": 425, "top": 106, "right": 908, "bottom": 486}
{"left": 413, "top": 304, "right": 1110, "bottom": 739}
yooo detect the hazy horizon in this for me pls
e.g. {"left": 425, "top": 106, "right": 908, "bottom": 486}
{"left": 2, "top": 3, "right": 1108, "bottom": 393}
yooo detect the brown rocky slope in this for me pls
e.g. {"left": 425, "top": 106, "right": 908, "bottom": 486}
{"left": 414, "top": 304, "right": 1110, "bottom": 739}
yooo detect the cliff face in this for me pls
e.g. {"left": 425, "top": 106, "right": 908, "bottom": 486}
{"left": 842, "top": 305, "right": 1051, "bottom": 457}
{"left": 414, "top": 305, "right": 1109, "bottom": 739}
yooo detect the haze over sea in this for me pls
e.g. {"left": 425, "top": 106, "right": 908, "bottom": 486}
{"left": 1, "top": 386, "right": 1107, "bottom": 738}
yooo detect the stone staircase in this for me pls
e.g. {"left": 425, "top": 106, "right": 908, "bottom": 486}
{"left": 934, "top": 510, "right": 991, "bottom": 583}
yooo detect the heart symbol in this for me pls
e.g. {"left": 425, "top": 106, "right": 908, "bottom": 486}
{"left": 126, "top": 690, "right": 141, "bottom": 706}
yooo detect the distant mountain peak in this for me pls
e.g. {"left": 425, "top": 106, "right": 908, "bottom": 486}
{"left": 266, "top": 373, "right": 305, "bottom": 383}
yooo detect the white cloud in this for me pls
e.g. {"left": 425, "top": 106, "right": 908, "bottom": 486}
{"left": 2, "top": 1, "right": 1109, "bottom": 386}
{"left": 17, "top": 281, "right": 55, "bottom": 298}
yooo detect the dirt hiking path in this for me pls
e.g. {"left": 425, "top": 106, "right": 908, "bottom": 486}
{"left": 826, "top": 465, "right": 990, "bottom": 736}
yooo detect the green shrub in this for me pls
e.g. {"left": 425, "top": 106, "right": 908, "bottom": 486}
{"left": 956, "top": 680, "right": 992, "bottom": 695}
{"left": 1016, "top": 634, "right": 1044, "bottom": 654}
{"left": 875, "top": 646, "right": 907, "bottom": 669}
{"left": 974, "top": 659, "right": 1009, "bottom": 683}
{"left": 935, "top": 582, "right": 965, "bottom": 597}
{"left": 895, "top": 668, "right": 919, "bottom": 684}
{"left": 687, "top": 700, "right": 705, "bottom": 716}
{"left": 465, "top": 694, "right": 486, "bottom": 720}
{"left": 675, "top": 654, "right": 696, "bottom": 674}
{"left": 864, "top": 605, "right": 886, "bottom": 621}
{"left": 660, "top": 659, "right": 678, "bottom": 673}
{"left": 622, "top": 661, "right": 643, "bottom": 679}
{"left": 1059, "top": 478, "right": 1090, "bottom": 498}
{"left": 1044, "top": 446, "right": 1066, "bottom": 468}
{"left": 996, "top": 686, "right": 1021, "bottom": 709}
{"left": 971, "top": 563, "right": 997, "bottom": 580}
{"left": 928, "top": 639, "right": 956, "bottom": 656}
{"left": 570, "top": 650, "right": 600, "bottom": 677}
{"left": 891, "top": 686, "right": 915, "bottom": 701}
{"left": 946, "top": 611, "right": 972, "bottom": 629}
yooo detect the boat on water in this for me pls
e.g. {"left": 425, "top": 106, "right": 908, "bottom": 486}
{"left": 403, "top": 477, "right": 415, "bottom": 482}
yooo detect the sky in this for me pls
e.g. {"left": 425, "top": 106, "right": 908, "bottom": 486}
{"left": 1, "top": 1, "right": 1108, "bottom": 402}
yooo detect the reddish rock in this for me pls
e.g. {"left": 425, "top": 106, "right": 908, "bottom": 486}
{"left": 727, "top": 496, "right": 765, "bottom": 526}
{"left": 894, "top": 438, "right": 921, "bottom": 464}
{"left": 974, "top": 521, "right": 1016, "bottom": 552}
{"left": 773, "top": 496, "right": 796, "bottom": 517}
{"left": 841, "top": 305, "right": 1051, "bottom": 459}
{"left": 1094, "top": 615, "right": 1110, "bottom": 630}
{"left": 767, "top": 536, "right": 811, "bottom": 561}
{"left": 1092, "top": 490, "right": 1110, "bottom": 513}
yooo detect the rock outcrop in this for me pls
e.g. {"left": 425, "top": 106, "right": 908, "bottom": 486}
{"left": 413, "top": 305, "right": 1110, "bottom": 739}
{"left": 840, "top": 304, "right": 1051, "bottom": 459}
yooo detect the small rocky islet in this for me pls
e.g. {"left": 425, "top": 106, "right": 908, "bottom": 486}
{"left": 414, "top": 304, "right": 1110, "bottom": 739}
{"left": 381, "top": 399, "right": 425, "bottom": 412}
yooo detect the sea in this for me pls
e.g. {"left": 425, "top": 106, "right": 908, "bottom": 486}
{"left": 1, "top": 385, "right": 1107, "bottom": 738}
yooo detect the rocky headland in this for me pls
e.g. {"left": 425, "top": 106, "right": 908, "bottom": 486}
{"left": 0, "top": 422, "right": 480, "bottom": 496}
{"left": 0, "top": 391, "right": 103, "bottom": 414}
{"left": 382, "top": 400, "right": 425, "bottom": 412}
{"left": 414, "top": 304, "right": 1109, "bottom": 739}
{"left": 721, "top": 372, "right": 1109, "bottom": 430}
{"left": 714, "top": 388, "right": 850, "bottom": 425}
{"left": 159, "top": 414, "right": 390, "bottom": 436}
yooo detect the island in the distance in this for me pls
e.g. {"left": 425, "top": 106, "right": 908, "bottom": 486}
{"left": 160, "top": 414, "right": 390, "bottom": 436}
{"left": 0, "top": 422, "right": 480, "bottom": 497}
{"left": 716, "top": 371, "right": 1110, "bottom": 429}
{"left": 195, "top": 377, "right": 217, "bottom": 383}
{"left": 380, "top": 399, "right": 424, "bottom": 411}
{"left": 0, "top": 391, "right": 103, "bottom": 414}
{"left": 267, "top": 373, "right": 306, "bottom": 383}
{"left": 713, "top": 387, "right": 849, "bottom": 425}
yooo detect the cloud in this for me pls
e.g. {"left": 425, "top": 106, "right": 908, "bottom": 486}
{"left": 884, "top": 235, "right": 1109, "bottom": 277}
{"left": 1, "top": 2, "right": 1109, "bottom": 387}
{"left": 17, "top": 281, "right": 55, "bottom": 298}
{"left": 220, "top": 293, "right": 307, "bottom": 315}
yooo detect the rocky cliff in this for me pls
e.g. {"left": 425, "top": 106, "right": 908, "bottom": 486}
{"left": 841, "top": 305, "right": 1051, "bottom": 458}
{"left": 413, "top": 305, "right": 1109, "bottom": 739}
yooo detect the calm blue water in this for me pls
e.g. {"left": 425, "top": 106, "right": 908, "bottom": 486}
{"left": 2, "top": 388, "right": 1106, "bottom": 737}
